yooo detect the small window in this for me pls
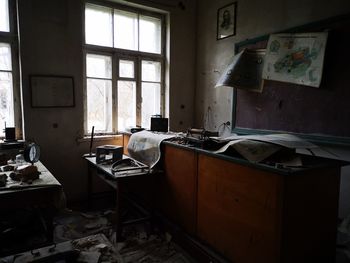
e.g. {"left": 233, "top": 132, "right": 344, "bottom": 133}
{"left": 85, "top": 4, "right": 113, "bottom": 47}
{"left": 0, "top": 43, "right": 12, "bottom": 70}
{"left": 86, "top": 53, "right": 112, "bottom": 79}
{"left": 139, "top": 15, "right": 162, "bottom": 54}
{"left": 119, "top": 60, "right": 134, "bottom": 78}
{"left": 141, "top": 60, "right": 161, "bottom": 82}
{"left": 114, "top": 10, "right": 138, "bottom": 51}
{"left": 0, "top": 0, "right": 10, "bottom": 32}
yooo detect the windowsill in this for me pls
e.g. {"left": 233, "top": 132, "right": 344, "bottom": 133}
{"left": 77, "top": 134, "right": 122, "bottom": 143}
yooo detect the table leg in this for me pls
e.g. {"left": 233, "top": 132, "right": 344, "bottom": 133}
{"left": 87, "top": 164, "right": 92, "bottom": 209}
{"left": 115, "top": 180, "right": 123, "bottom": 242}
{"left": 43, "top": 208, "right": 54, "bottom": 243}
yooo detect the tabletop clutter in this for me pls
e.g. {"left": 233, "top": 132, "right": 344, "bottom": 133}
{"left": 0, "top": 163, "right": 40, "bottom": 186}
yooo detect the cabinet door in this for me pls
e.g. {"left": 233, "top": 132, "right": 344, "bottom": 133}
{"left": 160, "top": 144, "right": 197, "bottom": 234}
{"left": 197, "top": 154, "right": 283, "bottom": 263}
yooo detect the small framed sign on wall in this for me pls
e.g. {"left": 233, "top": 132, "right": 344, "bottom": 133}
{"left": 217, "top": 2, "right": 237, "bottom": 40}
{"left": 30, "top": 75, "right": 75, "bottom": 108}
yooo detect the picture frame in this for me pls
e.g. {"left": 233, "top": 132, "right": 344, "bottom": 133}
{"left": 217, "top": 2, "right": 237, "bottom": 40}
{"left": 30, "top": 75, "right": 75, "bottom": 108}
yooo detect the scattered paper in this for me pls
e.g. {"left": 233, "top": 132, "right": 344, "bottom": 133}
{"left": 77, "top": 251, "right": 101, "bottom": 263}
{"left": 214, "top": 139, "right": 281, "bottom": 162}
{"left": 212, "top": 133, "right": 318, "bottom": 163}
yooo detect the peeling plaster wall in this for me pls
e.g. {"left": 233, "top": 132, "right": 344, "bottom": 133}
{"left": 195, "top": 0, "right": 350, "bottom": 132}
{"left": 18, "top": 0, "right": 196, "bottom": 201}
{"left": 195, "top": 0, "right": 350, "bottom": 217}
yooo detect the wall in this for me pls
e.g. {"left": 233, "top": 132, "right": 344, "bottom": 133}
{"left": 195, "top": 0, "right": 350, "bottom": 217}
{"left": 18, "top": 0, "right": 197, "bottom": 201}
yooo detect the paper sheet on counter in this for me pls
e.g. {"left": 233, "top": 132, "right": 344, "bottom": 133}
{"left": 213, "top": 139, "right": 281, "bottom": 163}
{"left": 211, "top": 133, "right": 318, "bottom": 149}
{"left": 127, "top": 130, "right": 177, "bottom": 168}
{"left": 212, "top": 133, "right": 318, "bottom": 163}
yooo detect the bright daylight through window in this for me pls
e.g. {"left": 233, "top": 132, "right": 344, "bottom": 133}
{"left": 85, "top": 3, "right": 165, "bottom": 133}
{"left": 0, "top": 0, "right": 15, "bottom": 137}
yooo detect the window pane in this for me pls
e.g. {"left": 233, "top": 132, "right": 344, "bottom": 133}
{"left": 86, "top": 54, "right": 112, "bottom": 79}
{"left": 85, "top": 4, "right": 113, "bottom": 47}
{"left": 141, "top": 82, "right": 160, "bottom": 128}
{"left": 118, "top": 81, "right": 136, "bottom": 131}
{"left": 0, "top": 72, "right": 14, "bottom": 135}
{"left": 0, "top": 43, "right": 12, "bottom": 71}
{"left": 119, "top": 60, "right": 134, "bottom": 78}
{"left": 114, "top": 10, "right": 138, "bottom": 51}
{"left": 87, "top": 78, "right": 112, "bottom": 132}
{"left": 139, "top": 15, "right": 161, "bottom": 54}
{"left": 0, "top": 0, "right": 10, "bottom": 32}
{"left": 142, "top": 60, "right": 161, "bottom": 82}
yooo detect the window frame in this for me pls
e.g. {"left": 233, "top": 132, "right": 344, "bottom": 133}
{"left": 83, "top": 1, "right": 166, "bottom": 134}
{"left": 85, "top": 51, "right": 114, "bottom": 133}
{"left": 0, "top": 0, "right": 22, "bottom": 139}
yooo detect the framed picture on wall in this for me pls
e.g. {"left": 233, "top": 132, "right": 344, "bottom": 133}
{"left": 30, "top": 75, "right": 75, "bottom": 108}
{"left": 217, "top": 2, "right": 237, "bottom": 40}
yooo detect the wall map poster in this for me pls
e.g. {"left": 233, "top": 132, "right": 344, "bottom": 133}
{"left": 262, "top": 32, "right": 328, "bottom": 87}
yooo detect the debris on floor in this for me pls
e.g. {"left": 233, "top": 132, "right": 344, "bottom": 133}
{"left": 52, "top": 209, "right": 196, "bottom": 262}
{"left": 72, "top": 234, "right": 122, "bottom": 262}
{"left": 53, "top": 209, "right": 116, "bottom": 243}
{"left": 116, "top": 224, "right": 194, "bottom": 263}
{"left": 1, "top": 234, "right": 121, "bottom": 263}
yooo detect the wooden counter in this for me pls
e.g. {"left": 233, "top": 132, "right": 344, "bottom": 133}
{"left": 160, "top": 144, "right": 198, "bottom": 235}
{"left": 122, "top": 133, "right": 345, "bottom": 263}
{"left": 197, "top": 153, "right": 340, "bottom": 263}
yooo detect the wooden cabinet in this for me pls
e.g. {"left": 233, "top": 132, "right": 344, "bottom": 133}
{"left": 159, "top": 144, "right": 198, "bottom": 235}
{"left": 122, "top": 136, "right": 343, "bottom": 262}
{"left": 123, "top": 133, "right": 130, "bottom": 156}
{"left": 197, "top": 153, "right": 341, "bottom": 263}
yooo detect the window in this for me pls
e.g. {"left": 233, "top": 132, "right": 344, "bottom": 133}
{"left": 84, "top": 2, "right": 165, "bottom": 133}
{"left": 0, "top": 0, "right": 20, "bottom": 138}
{"left": 141, "top": 60, "right": 161, "bottom": 128}
{"left": 117, "top": 59, "right": 136, "bottom": 131}
{"left": 86, "top": 54, "right": 112, "bottom": 132}
{"left": 0, "top": 43, "right": 14, "bottom": 129}
{"left": 0, "top": 0, "right": 10, "bottom": 32}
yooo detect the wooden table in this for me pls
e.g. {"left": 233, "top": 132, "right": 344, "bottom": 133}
{"left": 0, "top": 161, "right": 64, "bottom": 208}
{"left": 0, "top": 161, "right": 65, "bottom": 255}
{"left": 84, "top": 156, "right": 151, "bottom": 241}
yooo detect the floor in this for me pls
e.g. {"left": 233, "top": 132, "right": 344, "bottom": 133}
{"left": 1, "top": 207, "right": 350, "bottom": 262}
{"left": 53, "top": 209, "right": 197, "bottom": 263}
{"left": 41, "top": 210, "right": 350, "bottom": 262}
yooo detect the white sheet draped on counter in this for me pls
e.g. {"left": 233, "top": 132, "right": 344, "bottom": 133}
{"left": 127, "top": 131, "right": 177, "bottom": 168}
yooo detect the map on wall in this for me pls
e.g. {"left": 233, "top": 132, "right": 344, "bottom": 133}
{"left": 262, "top": 32, "right": 328, "bottom": 87}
